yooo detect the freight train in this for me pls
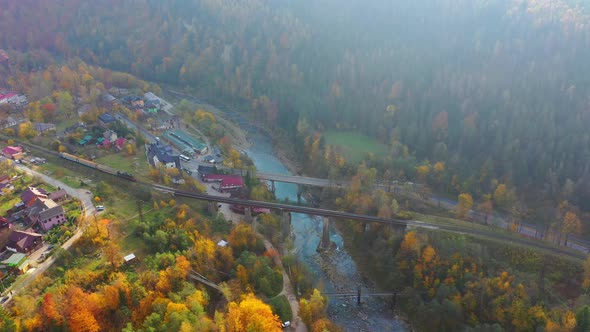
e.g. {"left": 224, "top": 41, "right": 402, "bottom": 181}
{"left": 58, "top": 152, "right": 137, "bottom": 182}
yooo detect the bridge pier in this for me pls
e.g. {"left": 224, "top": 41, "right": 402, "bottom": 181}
{"left": 281, "top": 211, "right": 291, "bottom": 237}
{"left": 244, "top": 206, "right": 253, "bottom": 223}
{"left": 297, "top": 191, "right": 302, "bottom": 205}
{"left": 270, "top": 180, "right": 276, "bottom": 193}
{"left": 207, "top": 201, "right": 218, "bottom": 215}
{"left": 362, "top": 222, "right": 368, "bottom": 233}
{"left": 317, "top": 216, "right": 332, "bottom": 251}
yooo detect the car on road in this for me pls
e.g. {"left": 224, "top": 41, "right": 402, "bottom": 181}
{"left": 281, "top": 321, "right": 291, "bottom": 328}
{"left": 96, "top": 205, "right": 105, "bottom": 211}
{"left": 37, "top": 251, "right": 52, "bottom": 263}
{"left": 182, "top": 168, "right": 192, "bottom": 175}
{"left": 0, "top": 295, "right": 10, "bottom": 304}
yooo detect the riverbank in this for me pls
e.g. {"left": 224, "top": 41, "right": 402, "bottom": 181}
{"left": 203, "top": 183, "right": 307, "bottom": 332}
{"left": 165, "top": 88, "right": 409, "bottom": 330}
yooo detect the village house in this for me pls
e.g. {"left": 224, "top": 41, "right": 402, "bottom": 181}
{"left": 64, "top": 122, "right": 87, "bottom": 134}
{"left": 147, "top": 142, "right": 181, "bottom": 169}
{"left": 77, "top": 104, "right": 93, "bottom": 118}
{"left": 197, "top": 165, "right": 216, "bottom": 177}
{"left": 98, "top": 112, "right": 116, "bottom": 127}
{"left": 2, "top": 146, "right": 23, "bottom": 160}
{"left": 18, "top": 187, "right": 66, "bottom": 231}
{"left": 131, "top": 99, "right": 144, "bottom": 109}
{"left": 1, "top": 253, "right": 29, "bottom": 274}
{"left": 114, "top": 137, "right": 127, "bottom": 151}
{"left": 100, "top": 93, "right": 117, "bottom": 109}
{"left": 202, "top": 174, "right": 244, "bottom": 192}
{"left": 0, "top": 92, "right": 27, "bottom": 107}
{"left": 0, "top": 92, "right": 16, "bottom": 104}
{"left": 48, "top": 189, "right": 68, "bottom": 202}
{"left": 20, "top": 187, "right": 48, "bottom": 204}
{"left": 33, "top": 122, "right": 57, "bottom": 134}
{"left": 0, "top": 182, "right": 14, "bottom": 195}
{"left": 103, "top": 129, "right": 118, "bottom": 142}
{"left": 0, "top": 116, "right": 19, "bottom": 129}
{"left": 109, "top": 87, "right": 129, "bottom": 97}
{"left": 24, "top": 197, "right": 66, "bottom": 231}
{"left": 6, "top": 230, "right": 43, "bottom": 253}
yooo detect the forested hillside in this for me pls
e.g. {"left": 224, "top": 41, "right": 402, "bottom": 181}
{"left": 2, "top": 0, "right": 590, "bottom": 211}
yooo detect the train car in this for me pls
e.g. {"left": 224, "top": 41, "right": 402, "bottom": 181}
{"left": 59, "top": 152, "right": 99, "bottom": 169}
{"left": 59, "top": 152, "right": 136, "bottom": 182}
{"left": 116, "top": 171, "right": 137, "bottom": 182}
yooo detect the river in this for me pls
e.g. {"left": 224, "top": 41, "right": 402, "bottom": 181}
{"left": 217, "top": 110, "right": 409, "bottom": 331}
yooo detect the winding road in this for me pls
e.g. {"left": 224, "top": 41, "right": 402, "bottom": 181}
{"left": 3, "top": 163, "right": 95, "bottom": 304}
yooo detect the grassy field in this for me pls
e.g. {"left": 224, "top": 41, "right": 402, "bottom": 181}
{"left": 37, "top": 163, "right": 86, "bottom": 188}
{"left": 323, "top": 131, "right": 388, "bottom": 162}
{"left": 94, "top": 148, "right": 150, "bottom": 178}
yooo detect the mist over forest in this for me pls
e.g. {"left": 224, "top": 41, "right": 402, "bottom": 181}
{"left": 2, "top": 0, "right": 590, "bottom": 211}
{"left": 3, "top": 1, "right": 590, "bottom": 331}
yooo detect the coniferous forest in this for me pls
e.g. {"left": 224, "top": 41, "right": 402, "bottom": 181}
{"left": 3, "top": 0, "right": 590, "bottom": 212}
{"left": 3, "top": 0, "right": 590, "bottom": 330}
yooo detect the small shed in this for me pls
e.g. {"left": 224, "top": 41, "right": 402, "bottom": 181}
{"left": 124, "top": 253, "right": 136, "bottom": 264}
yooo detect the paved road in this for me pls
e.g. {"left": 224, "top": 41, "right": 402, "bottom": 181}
{"left": 4, "top": 164, "right": 95, "bottom": 303}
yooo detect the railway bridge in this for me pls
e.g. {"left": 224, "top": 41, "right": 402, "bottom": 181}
{"left": 160, "top": 185, "right": 586, "bottom": 259}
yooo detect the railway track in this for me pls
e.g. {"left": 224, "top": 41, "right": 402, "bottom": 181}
{"left": 5, "top": 137, "right": 587, "bottom": 260}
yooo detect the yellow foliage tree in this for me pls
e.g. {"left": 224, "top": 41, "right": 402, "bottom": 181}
{"left": 422, "top": 245, "right": 436, "bottom": 264}
{"left": 225, "top": 293, "right": 281, "bottom": 332}
{"left": 562, "top": 310, "right": 577, "bottom": 331}
{"left": 18, "top": 122, "right": 38, "bottom": 139}
{"left": 456, "top": 193, "right": 474, "bottom": 218}
{"left": 416, "top": 164, "right": 431, "bottom": 182}
{"left": 126, "top": 143, "right": 136, "bottom": 155}
{"left": 563, "top": 211, "right": 582, "bottom": 237}
{"left": 299, "top": 289, "right": 328, "bottom": 327}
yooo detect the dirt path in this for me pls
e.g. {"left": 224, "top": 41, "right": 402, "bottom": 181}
{"left": 204, "top": 183, "right": 306, "bottom": 331}
{"left": 265, "top": 239, "right": 307, "bottom": 332}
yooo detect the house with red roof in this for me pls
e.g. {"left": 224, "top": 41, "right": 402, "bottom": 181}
{"left": 203, "top": 174, "right": 244, "bottom": 192}
{"left": 20, "top": 187, "right": 48, "bottom": 205}
{"left": 2, "top": 146, "right": 23, "bottom": 160}
{"left": 114, "top": 137, "right": 126, "bottom": 151}
{"left": 0, "top": 92, "right": 16, "bottom": 104}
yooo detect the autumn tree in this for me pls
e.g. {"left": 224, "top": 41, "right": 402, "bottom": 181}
{"left": 225, "top": 293, "right": 281, "bottom": 332}
{"left": 103, "top": 240, "right": 123, "bottom": 270}
{"left": 493, "top": 184, "right": 514, "bottom": 211}
{"left": 456, "top": 193, "right": 473, "bottom": 219}
{"left": 18, "top": 122, "right": 37, "bottom": 138}
{"left": 299, "top": 289, "right": 328, "bottom": 328}
{"left": 416, "top": 162, "right": 431, "bottom": 183}
{"left": 476, "top": 195, "right": 494, "bottom": 224}
{"left": 433, "top": 161, "right": 445, "bottom": 183}
{"left": 562, "top": 211, "right": 583, "bottom": 244}
{"left": 229, "top": 224, "right": 263, "bottom": 255}
{"left": 39, "top": 293, "right": 64, "bottom": 330}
